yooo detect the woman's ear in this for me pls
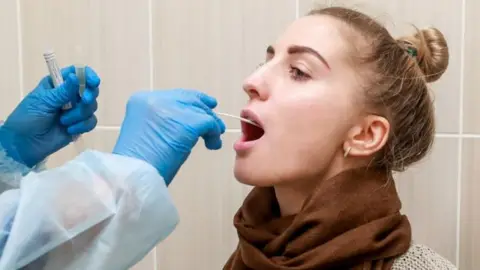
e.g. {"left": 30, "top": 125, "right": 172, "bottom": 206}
{"left": 343, "top": 115, "right": 390, "bottom": 157}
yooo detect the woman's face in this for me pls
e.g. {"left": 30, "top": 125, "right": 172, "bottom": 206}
{"left": 234, "top": 15, "right": 365, "bottom": 186}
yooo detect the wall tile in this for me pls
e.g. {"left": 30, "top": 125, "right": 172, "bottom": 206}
{"left": 156, "top": 133, "right": 248, "bottom": 269}
{"left": 299, "top": 0, "right": 331, "bottom": 16}
{"left": 395, "top": 137, "right": 458, "bottom": 264}
{"left": 20, "top": 0, "right": 151, "bottom": 126}
{"left": 463, "top": 0, "right": 480, "bottom": 134}
{"left": 152, "top": 0, "right": 296, "bottom": 129}
{"left": 0, "top": 1, "right": 21, "bottom": 120}
{"left": 130, "top": 250, "right": 155, "bottom": 270}
{"left": 460, "top": 139, "right": 480, "bottom": 269}
{"left": 299, "top": 0, "right": 313, "bottom": 16}
{"left": 46, "top": 129, "right": 119, "bottom": 168}
{"left": 299, "top": 0, "right": 461, "bottom": 133}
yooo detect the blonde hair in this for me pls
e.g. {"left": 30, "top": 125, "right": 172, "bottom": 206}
{"left": 308, "top": 7, "right": 449, "bottom": 171}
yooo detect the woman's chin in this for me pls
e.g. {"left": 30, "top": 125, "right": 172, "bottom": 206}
{"left": 234, "top": 164, "right": 252, "bottom": 184}
{"left": 234, "top": 163, "right": 260, "bottom": 186}
{"left": 234, "top": 164, "right": 273, "bottom": 187}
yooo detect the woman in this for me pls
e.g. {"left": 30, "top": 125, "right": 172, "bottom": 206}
{"left": 225, "top": 6, "right": 456, "bottom": 270}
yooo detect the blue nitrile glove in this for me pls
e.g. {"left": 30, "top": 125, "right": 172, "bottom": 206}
{"left": 113, "top": 89, "right": 226, "bottom": 185}
{"left": 0, "top": 65, "right": 101, "bottom": 167}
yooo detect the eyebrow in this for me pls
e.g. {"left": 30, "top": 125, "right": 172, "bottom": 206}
{"left": 266, "top": 45, "right": 330, "bottom": 69}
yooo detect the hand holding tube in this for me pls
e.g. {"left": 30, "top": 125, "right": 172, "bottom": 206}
{"left": 0, "top": 66, "right": 101, "bottom": 167}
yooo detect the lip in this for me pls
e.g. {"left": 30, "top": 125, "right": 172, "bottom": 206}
{"left": 234, "top": 109, "right": 264, "bottom": 153}
{"left": 240, "top": 109, "right": 263, "bottom": 128}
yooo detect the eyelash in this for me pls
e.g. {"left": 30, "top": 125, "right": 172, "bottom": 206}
{"left": 289, "top": 65, "right": 310, "bottom": 81}
{"left": 255, "top": 62, "right": 311, "bottom": 81}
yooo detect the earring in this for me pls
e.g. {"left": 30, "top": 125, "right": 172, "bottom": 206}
{"left": 344, "top": 147, "right": 352, "bottom": 158}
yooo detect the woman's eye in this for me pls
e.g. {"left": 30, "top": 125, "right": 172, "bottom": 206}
{"left": 289, "top": 66, "right": 310, "bottom": 81}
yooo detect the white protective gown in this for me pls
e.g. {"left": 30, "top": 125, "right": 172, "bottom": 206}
{"left": 0, "top": 143, "right": 179, "bottom": 270}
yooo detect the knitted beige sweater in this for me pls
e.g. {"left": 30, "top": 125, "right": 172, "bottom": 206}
{"left": 391, "top": 244, "right": 457, "bottom": 270}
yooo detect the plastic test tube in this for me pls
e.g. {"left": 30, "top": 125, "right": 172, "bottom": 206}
{"left": 43, "top": 50, "right": 72, "bottom": 110}
{"left": 75, "top": 64, "right": 86, "bottom": 98}
{"left": 43, "top": 50, "right": 86, "bottom": 143}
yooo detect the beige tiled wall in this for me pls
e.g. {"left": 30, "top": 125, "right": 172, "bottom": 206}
{"left": 20, "top": 0, "right": 152, "bottom": 126}
{"left": 0, "top": 0, "right": 477, "bottom": 269}
{"left": 394, "top": 138, "right": 459, "bottom": 262}
{"left": 461, "top": 139, "right": 480, "bottom": 269}
{"left": 0, "top": 1, "right": 21, "bottom": 120}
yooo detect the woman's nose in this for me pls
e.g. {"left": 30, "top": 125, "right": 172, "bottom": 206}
{"left": 242, "top": 69, "right": 269, "bottom": 100}
{"left": 243, "top": 84, "right": 261, "bottom": 99}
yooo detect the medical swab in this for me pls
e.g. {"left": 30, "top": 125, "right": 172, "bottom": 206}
{"left": 216, "top": 112, "right": 260, "bottom": 127}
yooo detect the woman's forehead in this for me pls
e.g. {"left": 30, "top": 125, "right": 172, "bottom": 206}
{"left": 270, "top": 15, "right": 358, "bottom": 71}
{"left": 274, "top": 16, "right": 349, "bottom": 53}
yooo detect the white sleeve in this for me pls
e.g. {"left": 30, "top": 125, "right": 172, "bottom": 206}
{"left": 0, "top": 150, "right": 179, "bottom": 270}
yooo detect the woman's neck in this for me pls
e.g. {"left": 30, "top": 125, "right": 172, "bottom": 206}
{"left": 274, "top": 184, "right": 309, "bottom": 216}
{"left": 274, "top": 162, "right": 350, "bottom": 216}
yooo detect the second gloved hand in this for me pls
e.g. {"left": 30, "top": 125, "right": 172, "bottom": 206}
{"left": 113, "top": 89, "right": 226, "bottom": 185}
{"left": 0, "top": 66, "right": 101, "bottom": 168}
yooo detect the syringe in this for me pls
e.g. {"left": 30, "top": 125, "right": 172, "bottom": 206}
{"left": 43, "top": 50, "right": 72, "bottom": 110}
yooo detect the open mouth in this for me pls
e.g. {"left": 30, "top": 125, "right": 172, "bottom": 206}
{"left": 242, "top": 121, "right": 264, "bottom": 141}
{"left": 241, "top": 110, "right": 265, "bottom": 142}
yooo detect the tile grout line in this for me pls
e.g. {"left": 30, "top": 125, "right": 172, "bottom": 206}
{"left": 95, "top": 126, "right": 480, "bottom": 138}
{"left": 147, "top": 0, "right": 158, "bottom": 268}
{"left": 15, "top": 0, "right": 24, "bottom": 100}
{"left": 97, "top": 126, "right": 121, "bottom": 130}
{"left": 146, "top": 0, "right": 158, "bottom": 270}
{"left": 95, "top": 125, "right": 480, "bottom": 138}
{"left": 295, "top": 0, "right": 300, "bottom": 18}
{"left": 97, "top": 126, "right": 243, "bottom": 134}
{"left": 435, "top": 134, "right": 480, "bottom": 138}
{"left": 455, "top": 0, "right": 466, "bottom": 265}
{"left": 148, "top": 0, "right": 155, "bottom": 94}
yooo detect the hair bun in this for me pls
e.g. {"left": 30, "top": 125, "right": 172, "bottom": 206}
{"left": 399, "top": 27, "right": 449, "bottom": 83}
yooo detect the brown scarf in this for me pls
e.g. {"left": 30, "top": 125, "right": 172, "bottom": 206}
{"left": 224, "top": 168, "right": 411, "bottom": 270}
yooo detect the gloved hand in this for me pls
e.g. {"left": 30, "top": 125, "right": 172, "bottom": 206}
{"left": 113, "top": 89, "right": 226, "bottom": 185}
{"left": 0, "top": 65, "right": 101, "bottom": 168}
